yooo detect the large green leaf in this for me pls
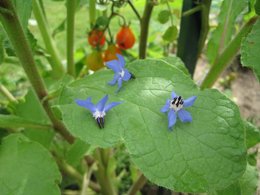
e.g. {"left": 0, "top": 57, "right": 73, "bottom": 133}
{"left": 241, "top": 19, "right": 260, "bottom": 81}
{"left": 0, "top": 134, "right": 61, "bottom": 195}
{"left": 207, "top": 0, "right": 247, "bottom": 64}
{"left": 244, "top": 121, "right": 260, "bottom": 149}
{"left": 57, "top": 58, "right": 246, "bottom": 192}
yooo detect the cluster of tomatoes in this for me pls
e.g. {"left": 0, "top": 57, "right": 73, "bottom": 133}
{"left": 86, "top": 25, "right": 135, "bottom": 71}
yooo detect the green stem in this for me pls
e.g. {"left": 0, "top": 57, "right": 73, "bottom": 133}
{"left": 54, "top": 153, "right": 101, "bottom": 192}
{"left": 139, "top": 0, "right": 154, "bottom": 59}
{"left": 201, "top": 16, "right": 258, "bottom": 89}
{"left": 32, "top": 0, "right": 64, "bottom": 78}
{"left": 0, "top": 84, "right": 17, "bottom": 102}
{"left": 166, "top": 1, "right": 174, "bottom": 26}
{"left": 182, "top": 5, "right": 202, "bottom": 17}
{"left": 94, "top": 148, "right": 116, "bottom": 195}
{"left": 0, "top": 0, "right": 74, "bottom": 144}
{"left": 89, "top": 0, "right": 96, "bottom": 27}
{"left": 127, "top": 173, "right": 147, "bottom": 195}
{"left": 66, "top": 0, "right": 76, "bottom": 77}
{"left": 38, "top": 0, "right": 46, "bottom": 19}
{"left": 81, "top": 163, "right": 96, "bottom": 195}
{"left": 127, "top": 0, "right": 141, "bottom": 21}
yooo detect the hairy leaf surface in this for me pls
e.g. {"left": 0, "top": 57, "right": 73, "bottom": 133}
{"left": 58, "top": 58, "right": 246, "bottom": 192}
{"left": 0, "top": 134, "right": 61, "bottom": 195}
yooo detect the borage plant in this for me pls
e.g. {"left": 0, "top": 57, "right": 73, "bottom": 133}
{"left": 0, "top": 0, "right": 259, "bottom": 195}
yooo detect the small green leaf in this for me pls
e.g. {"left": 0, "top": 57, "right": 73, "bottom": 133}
{"left": 215, "top": 164, "right": 258, "bottom": 195}
{"left": 58, "top": 57, "right": 246, "bottom": 192}
{"left": 244, "top": 121, "right": 260, "bottom": 148}
{"left": 0, "top": 134, "right": 61, "bottom": 195}
{"left": 255, "top": 0, "right": 260, "bottom": 15}
{"left": 241, "top": 19, "right": 260, "bottom": 81}
{"left": 96, "top": 16, "right": 109, "bottom": 28}
{"left": 162, "top": 25, "right": 178, "bottom": 42}
{"left": 14, "top": 89, "right": 54, "bottom": 148}
{"left": 0, "top": 114, "right": 51, "bottom": 130}
{"left": 52, "top": 19, "right": 66, "bottom": 38}
{"left": 158, "top": 10, "right": 171, "bottom": 24}
{"left": 65, "top": 138, "right": 92, "bottom": 167}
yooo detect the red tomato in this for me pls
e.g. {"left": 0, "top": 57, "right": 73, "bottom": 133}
{"left": 88, "top": 29, "right": 106, "bottom": 47}
{"left": 86, "top": 50, "right": 104, "bottom": 71}
{"left": 116, "top": 26, "right": 135, "bottom": 50}
{"left": 103, "top": 44, "right": 122, "bottom": 62}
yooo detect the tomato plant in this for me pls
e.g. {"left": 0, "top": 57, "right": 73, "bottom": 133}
{"left": 116, "top": 25, "right": 135, "bottom": 50}
{"left": 88, "top": 29, "right": 106, "bottom": 48}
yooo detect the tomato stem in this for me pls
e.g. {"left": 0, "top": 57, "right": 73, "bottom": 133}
{"left": 127, "top": 0, "right": 141, "bottom": 22}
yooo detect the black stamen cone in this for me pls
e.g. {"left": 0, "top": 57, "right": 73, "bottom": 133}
{"left": 96, "top": 117, "right": 105, "bottom": 129}
{"left": 130, "top": 72, "right": 136, "bottom": 79}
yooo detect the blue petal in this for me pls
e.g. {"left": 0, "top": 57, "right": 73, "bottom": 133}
{"left": 171, "top": 91, "right": 177, "bottom": 99}
{"left": 160, "top": 99, "right": 170, "bottom": 113}
{"left": 104, "top": 102, "right": 122, "bottom": 112}
{"left": 96, "top": 95, "right": 108, "bottom": 111}
{"left": 177, "top": 109, "right": 192, "bottom": 122}
{"left": 168, "top": 109, "right": 177, "bottom": 129}
{"left": 117, "top": 78, "right": 123, "bottom": 92}
{"left": 183, "top": 96, "right": 197, "bottom": 107}
{"left": 106, "top": 60, "right": 120, "bottom": 73}
{"left": 122, "top": 69, "right": 131, "bottom": 81}
{"left": 108, "top": 74, "right": 120, "bottom": 85}
{"left": 116, "top": 54, "right": 125, "bottom": 68}
{"left": 75, "top": 98, "right": 96, "bottom": 113}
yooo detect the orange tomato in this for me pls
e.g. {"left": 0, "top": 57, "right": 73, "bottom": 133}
{"left": 88, "top": 29, "right": 106, "bottom": 47}
{"left": 86, "top": 50, "right": 104, "bottom": 71}
{"left": 103, "top": 44, "right": 122, "bottom": 62}
{"left": 116, "top": 26, "right": 135, "bottom": 50}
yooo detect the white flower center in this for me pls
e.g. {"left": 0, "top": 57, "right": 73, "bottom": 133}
{"left": 170, "top": 96, "right": 184, "bottom": 111}
{"left": 93, "top": 110, "right": 106, "bottom": 119}
{"left": 119, "top": 70, "right": 125, "bottom": 78}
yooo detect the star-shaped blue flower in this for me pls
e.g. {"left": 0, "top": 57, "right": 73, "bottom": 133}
{"left": 75, "top": 95, "right": 122, "bottom": 128}
{"left": 161, "top": 91, "right": 197, "bottom": 130}
{"left": 106, "top": 54, "right": 133, "bottom": 92}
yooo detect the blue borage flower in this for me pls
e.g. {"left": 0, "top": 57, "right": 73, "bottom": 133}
{"left": 106, "top": 54, "right": 134, "bottom": 92}
{"left": 75, "top": 95, "right": 122, "bottom": 129}
{"left": 161, "top": 91, "right": 197, "bottom": 130}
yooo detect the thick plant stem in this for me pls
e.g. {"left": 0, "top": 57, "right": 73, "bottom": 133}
{"left": 0, "top": 84, "right": 17, "bottom": 102}
{"left": 32, "top": 0, "right": 64, "bottom": 78}
{"left": 127, "top": 173, "right": 147, "bottom": 195}
{"left": 94, "top": 148, "right": 116, "bottom": 195}
{"left": 89, "top": 0, "right": 96, "bottom": 27}
{"left": 139, "top": 0, "right": 154, "bottom": 59}
{"left": 66, "top": 0, "right": 76, "bottom": 77}
{"left": 200, "top": 16, "right": 258, "bottom": 89}
{"left": 0, "top": 0, "right": 74, "bottom": 144}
